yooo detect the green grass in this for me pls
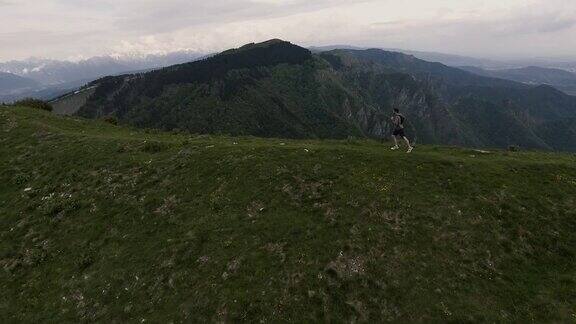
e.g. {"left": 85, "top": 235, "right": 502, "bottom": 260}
{"left": 1, "top": 106, "right": 576, "bottom": 322}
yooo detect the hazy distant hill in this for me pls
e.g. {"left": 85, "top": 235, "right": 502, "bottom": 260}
{"left": 0, "top": 72, "right": 40, "bottom": 98}
{"left": 0, "top": 51, "right": 204, "bottom": 85}
{"left": 386, "top": 49, "right": 510, "bottom": 69}
{"left": 0, "top": 51, "right": 205, "bottom": 102}
{"left": 312, "top": 45, "right": 576, "bottom": 74}
{"left": 53, "top": 40, "right": 576, "bottom": 151}
{"left": 311, "top": 45, "right": 514, "bottom": 69}
{"left": 309, "top": 45, "right": 369, "bottom": 52}
{"left": 460, "top": 66, "right": 576, "bottom": 95}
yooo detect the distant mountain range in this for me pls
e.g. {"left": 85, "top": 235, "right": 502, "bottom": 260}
{"left": 52, "top": 39, "right": 576, "bottom": 151}
{"left": 0, "top": 51, "right": 204, "bottom": 102}
{"left": 312, "top": 45, "right": 576, "bottom": 72}
{"left": 459, "top": 66, "right": 576, "bottom": 96}
{"left": 312, "top": 46, "right": 576, "bottom": 96}
{"left": 311, "top": 46, "right": 505, "bottom": 69}
{"left": 372, "top": 49, "right": 576, "bottom": 95}
{"left": 4, "top": 45, "right": 576, "bottom": 103}
{"left": 0, "top": 72, "right": 39, "bottom": 94}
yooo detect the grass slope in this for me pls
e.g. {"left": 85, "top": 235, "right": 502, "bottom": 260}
{"left": 1, "top": 106, "right": 576, "bottom": 322}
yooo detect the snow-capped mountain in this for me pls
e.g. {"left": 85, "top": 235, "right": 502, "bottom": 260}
{"left": 0, "top": 50, "right": 205, "bottom": 86}
{"left": 0, "top": 50, "right": 205, "bottom": 102}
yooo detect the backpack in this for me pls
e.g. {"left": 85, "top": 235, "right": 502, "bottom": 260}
{"left": 399, "top": 114, "right": 406, "bottom": 125}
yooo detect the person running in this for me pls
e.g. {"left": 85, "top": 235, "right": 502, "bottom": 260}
{"left": 390, "top": 108, "right": 414, "bottom": 153}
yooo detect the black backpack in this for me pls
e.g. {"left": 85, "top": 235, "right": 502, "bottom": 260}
{"left": 398, "top": 114, "right": 406, "bottom": 125}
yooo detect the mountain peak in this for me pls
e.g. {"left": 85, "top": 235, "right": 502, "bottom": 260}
{"left": 214, "top": 39, "right": 311, "bottom": 64}
{"left": 259, "top": 38, "right": 289, "bottom": 45}
{"left": 222, "top": 39, "right": 301, "bottom": 55}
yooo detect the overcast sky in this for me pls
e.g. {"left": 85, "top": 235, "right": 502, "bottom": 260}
{"left": 1, "top": 0, "right": 575, "bottom": 62}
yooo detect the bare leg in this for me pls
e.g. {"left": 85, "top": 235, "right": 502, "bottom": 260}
{"left": 403, "top": 136, "right": 414, "bottom": 152}
{"left": 391, "top": 136, "right": 399, "bottom": 149}
{"left": 402, "top": 137, "right": 412, "bottom": 147}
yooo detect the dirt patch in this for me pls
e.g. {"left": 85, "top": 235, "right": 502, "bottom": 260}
{"left": 154, "top": 195, "right": 179, "bottom": 216}
{"left": 281, "top": 176, "right": 333, "bottom": 205}
{"left": 314, "top": 202, "right": 338, "bottom": 223}
{"left": 222, "top": 258, "right": 242, "bottom": 280}
{"left": 346, "top": 300, "right": 369, "bottom": 322}
{"left": 33, "top": 129, "right": 55, "bottom": 141}
{"left": 247, "top": 201, "right": 265, "bottom": 218}
{"left": 2, "top": 116, "right": 17, "bottom": 132}
{"left": 263, "top": 242, "right": 286, "bottom": 263}
{"left": 362, "top": 202, "right": 405, "bottom": 232}
{"left": 325, "top": 252, "right": 366, "bottom": 280}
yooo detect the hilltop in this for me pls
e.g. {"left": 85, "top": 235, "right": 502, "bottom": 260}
{"left": 52, "top": 40, "right": 576, "bottom": 152}
{"left": 1, "top": 106, "right": 576, "bottom": 322}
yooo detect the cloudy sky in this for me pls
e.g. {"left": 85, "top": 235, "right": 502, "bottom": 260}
{"left": 1, "top": 0, "right": 575, "bottom": 61}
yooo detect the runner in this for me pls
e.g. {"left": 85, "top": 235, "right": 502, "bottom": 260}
{"left": 390, "top": 108, "right": 414, "bottom": 153}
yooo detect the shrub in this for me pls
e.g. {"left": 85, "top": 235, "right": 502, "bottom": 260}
{"left": 102, "top": 115, "right": 118, "bottom": 125}
{"left": 13, "top": 173, "right": 30, "bottom": 185}
{"left": 141, "top": 140, "right": 166, "bottom": 153}
{"left": 508, "top": 145, "right": 519, "bottom": 152}
{"left": 116, "top": 145, "right": 127, "bottom": 153}
{"left": 12, "top": 98, "right": 53, "bottom": 112}
{"left": 144, "top": 128, "right": 162, "bottom": 134}
{"left": 346, "top": 136, "right": 363, "bottom": 145}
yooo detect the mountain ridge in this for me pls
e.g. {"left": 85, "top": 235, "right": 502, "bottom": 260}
{"left": 311, "top": 45, "right": 576, "bottom": 72}
{"left": 52, "top": 39, "right": 576, "bottom": 151}
{"left": 459, "top": 65, "right": 576, "bottom": 95}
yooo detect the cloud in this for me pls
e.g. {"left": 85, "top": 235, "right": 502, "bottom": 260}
{"left": 537, "top": 18, "right": 576, "bottom": 33}
{"left": 113, "top": 0, "right": 371, "bottom": 34}
{"left": 355, "top": 0, "right": 576, "bottom": 58}
{"left": 1, "top": 0, "right": 575, "bottom": 61}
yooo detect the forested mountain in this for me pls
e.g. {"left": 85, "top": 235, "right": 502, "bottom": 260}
{"left": 54, "top": 39, "right": 576, "bottom": 151}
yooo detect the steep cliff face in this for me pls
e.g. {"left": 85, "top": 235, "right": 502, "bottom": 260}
{"left": 321, "top": 49, "right": 576, "bottom": 150}
{"left": 54, "top": 40, "right": 576, "bottom": 151}
{"left": 318, "top": 53, "right": 481, "bottom": 146}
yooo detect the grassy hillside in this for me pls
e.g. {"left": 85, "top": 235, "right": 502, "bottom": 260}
{"left": 1, "top": 106, "right": 576, "bottom": 322}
